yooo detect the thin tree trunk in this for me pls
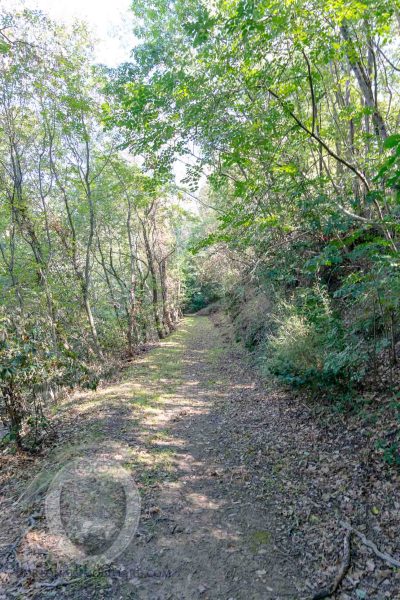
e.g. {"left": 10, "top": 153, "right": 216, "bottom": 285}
{"left": 340, "top": 21, "right": 388, "bottom": 141}
{"left": 142, "top": 224, "right": 165, "bottom": 339}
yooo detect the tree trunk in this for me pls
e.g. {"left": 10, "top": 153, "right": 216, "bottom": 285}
{"left": 340, "top": 22, "right": 388, "bottom": 141}
{"left": 142, "top": 225, "right": 165, "bottom": 339}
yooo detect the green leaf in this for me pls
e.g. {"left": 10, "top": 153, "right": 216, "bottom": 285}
{"left": 383, "top": 134, "right": 400, "bottom": 149}
{"left": 0, "top": 40, "right": 10, "bottom": 54}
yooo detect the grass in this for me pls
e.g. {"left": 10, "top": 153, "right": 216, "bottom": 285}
{"left": 248, "top": 530, "right": 271, "bottom": 552}
{"left": 62, "top": 319, "right": 199, "bottom": 482}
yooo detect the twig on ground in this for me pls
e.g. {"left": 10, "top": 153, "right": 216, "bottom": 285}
{"left": 35, "top": 576, "right": 85, "bottom": 589}
{"left": 6, "top": 523, "right": 36, "bottom": 559}
{"left": 312, "top": 529, "right": 352, "bottom": 600}
{"left": 341, "top": 521, "right": 400, "bottom": 568}
{"left": 312, "top": 520, "right": 400, "bottom": 600}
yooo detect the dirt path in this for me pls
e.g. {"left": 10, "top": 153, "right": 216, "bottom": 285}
{"left": 3, "top": 315, "right": 399, "bottom": 600}
{"left": 0, "top": 316, "right": 302, "bottom": 599}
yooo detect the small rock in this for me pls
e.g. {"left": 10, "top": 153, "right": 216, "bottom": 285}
{"left": 256, "top": 569, "right": 266, "bottom": 577}
{"left": 366, "top": 559, "right": 375, "bottom": 572}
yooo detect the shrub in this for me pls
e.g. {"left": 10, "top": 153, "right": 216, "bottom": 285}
{"left": 0, "top": 310, "right": 98, "bottom": 449}
{"left": 260, "top": 286, "right": 368, "bottom": 397}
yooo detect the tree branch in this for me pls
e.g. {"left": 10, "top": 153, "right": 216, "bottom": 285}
{"left": 267, "top": 88, "right": 371, "bottom": 190}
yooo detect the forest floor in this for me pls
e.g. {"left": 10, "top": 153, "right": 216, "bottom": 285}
{"left": 0, "top": 315, "right": 400, "bottom": 599}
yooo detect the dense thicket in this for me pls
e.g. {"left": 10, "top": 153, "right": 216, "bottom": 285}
{"left": 107, "top": 0, "right": 400, "bottom": 405}
{"left": 0, "top": 11, "right": 189, "bottom": 447}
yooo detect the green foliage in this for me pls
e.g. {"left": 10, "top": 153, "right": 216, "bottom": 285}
{"left": 0, "top": 9, "right": 187, "bottom": 448}
{"left": 0, "top": 310, "right": 97, "bottom": 448}
{"left": 182, "top": 255, "right": 223, "bottom": 312}
{"left": 106, "top": 0, "right": 400, "bottom": 413}
{"left": 260, "top": 287, "right": 367, "bottom": 396}
{"left": 1, "top": 0, "right": 400, "bottom": 452}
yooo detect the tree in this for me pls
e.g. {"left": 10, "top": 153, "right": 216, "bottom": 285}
{"left": 0, "top": 9, "right": 186, "bottom": 447}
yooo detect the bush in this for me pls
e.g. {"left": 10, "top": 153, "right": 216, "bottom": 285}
{"left": 182, "top": 264, "right": 222, "bottom": 312}
{"left": 0, "top": 310, "right": 98, "bottom": 449}
{"left": 260, "top": 287, "right": 368, "bottom": 396}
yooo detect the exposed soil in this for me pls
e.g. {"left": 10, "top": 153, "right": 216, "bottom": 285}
{"left": 0, "top": 315, "right": 399, "bottom": 599}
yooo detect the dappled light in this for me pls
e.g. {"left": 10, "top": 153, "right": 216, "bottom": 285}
{"left": 1, "top": 0, "right": 400, "bottom": 597}
{"left": 0, "top": 317, "right": 301, "bottom": 597}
